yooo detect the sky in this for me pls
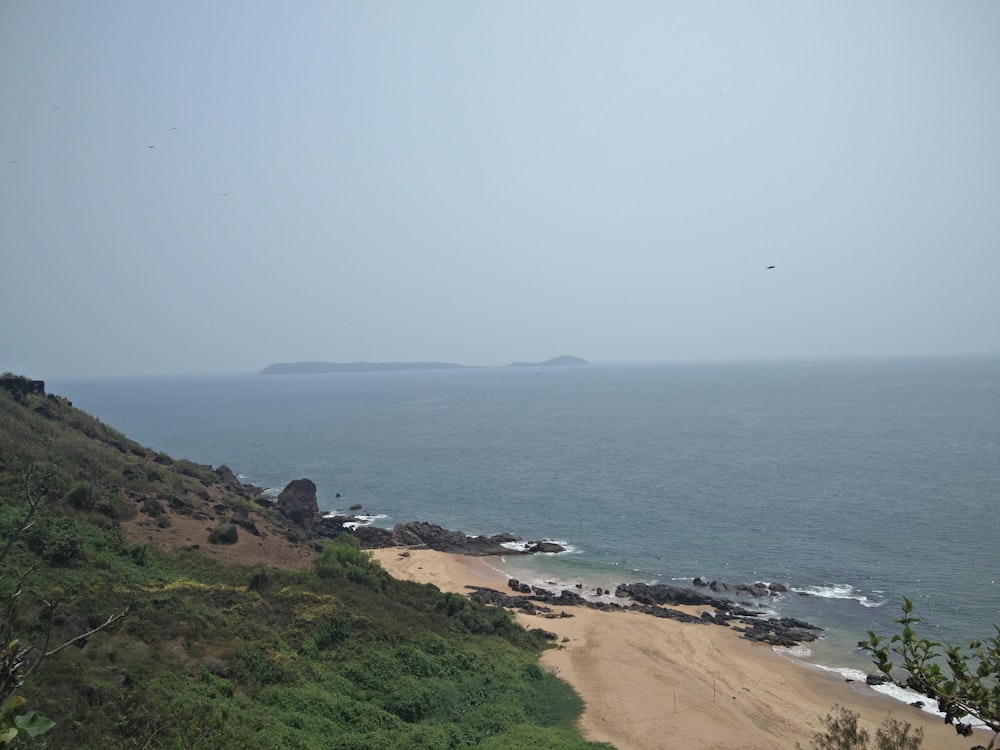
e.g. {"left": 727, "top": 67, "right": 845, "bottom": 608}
{"left": 2, "top": 1, "right": 999, "bottom": 377}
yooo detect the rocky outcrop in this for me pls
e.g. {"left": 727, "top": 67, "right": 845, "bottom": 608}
{"left": 354, "top": 521, "right": 561, "bottom": 556}
{"left": 277, "top": 479, "right": 319, "bottom": 530}
{"left": 692, "top": 577, "right": 789, "bottom": 597}
{"left": 614, "top": 582, "right": 759, "bottom": 614}
{"left": 0, "top": 375, "right": 45, "bottom": 399}
{"left": 478, "top": 578, "right": 822, "bottom": 646}
{"left": 734, "top": 617, "right": 822, "bottom": 647}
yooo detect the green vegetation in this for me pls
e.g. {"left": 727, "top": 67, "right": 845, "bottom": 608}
{"left": 797, "top": 706, "right": 923, "bottom": 750}
{"left": 865, "top": 598, "right": 1000, "bottom": 749}
{"left": 0, "top": 377, "right": 606, "bottom": 748}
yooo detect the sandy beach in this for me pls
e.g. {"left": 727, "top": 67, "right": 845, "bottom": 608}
{"left": 372, "top": 548, "right": 979, "bottom": 750}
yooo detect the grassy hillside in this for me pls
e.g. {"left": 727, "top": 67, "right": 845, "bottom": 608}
{"left": 0, "top": 376, "right": 607, "bottom": 749}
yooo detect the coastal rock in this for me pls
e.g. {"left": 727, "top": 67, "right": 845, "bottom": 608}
{"left": 694, "top": 578, "right": 777, "bottom": 598}
{"left": 344, "top": 523, "right": 393, "bottom": 547}
{"left": 736, "top": 617, "right": 822, "bottom": 647}
{"left": 387, "top": 522, "right": 525, "bottom": 556}
{"left": 527, "top": 541, "right": 566, "bottom": 554}
{"left": 214, "top": 464, "right": 240, "bottom": 486}
{"left": 866, "top": 673, "right": 891, "bottom": 686}
{"left": 709, "top": 580, "right": 771, "bottom": 597}
{"left": 277, "top": 479, "right": 320, "bottom": 530}
{"left": 615, "top": 582, "right": 733, "bottom": 609}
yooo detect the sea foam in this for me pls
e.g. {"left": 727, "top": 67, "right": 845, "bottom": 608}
{"left": 792, "top": 583, "right": 888, "bottom": 608}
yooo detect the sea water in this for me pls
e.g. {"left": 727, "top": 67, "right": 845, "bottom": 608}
{"left": 52, "top": 356, "right": 1000, "bottom": 692}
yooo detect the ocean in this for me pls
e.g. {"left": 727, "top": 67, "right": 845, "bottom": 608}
{"left": 51, "top": 356, "right": 1000, "bottom": 709}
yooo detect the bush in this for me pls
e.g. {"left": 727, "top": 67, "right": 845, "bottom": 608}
{"left": 314, "top": 534, "right": 388, "bottom": 591}
{"left": 797, "top": 706, "right": 923, "bottom": 750}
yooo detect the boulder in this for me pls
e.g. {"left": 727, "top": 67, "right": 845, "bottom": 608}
{"left": 277, "top": 479, "right": 319, "bottom": 529}
{"left": 527, "top": 541, "right": 567, "bottom": 554}
{"left": 215, "top": 464, "right": 240, "bottom": 485}
{"left": 209, "top": 524, "right": 239, "bottom": 545}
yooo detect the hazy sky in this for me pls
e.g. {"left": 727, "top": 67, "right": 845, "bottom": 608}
{"left": 2, "top": 2, "right": 998, "bottom": 376}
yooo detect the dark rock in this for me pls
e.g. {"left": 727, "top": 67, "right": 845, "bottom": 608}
{"left": 528, "top": 541, "right": 567, "bottom": 554}
{"left": 866, "top": 673, "right": 891, "bottom": 686}
{"left": 203, "top": 656, "right": 229, "bottom": 677}
{"left": 348, "top": 524, "right": 393, "bottom": 548}
{"left": 0, "top": 376, "right": 45, "bottom": 400}
{"left": 33, "top": 404, "right": 57, "bottom": 419}
{"left": 468, "top": 587, "right": 554, "bottom": 616}
{"left": 384, "top": 521, "right": 523, "bottom": 556}
{"left": 349, "top": 503, "right": 363, "bottom": 511}
{"left": 736, "top": 617, "right": 822, "bottom": 647}
{"left": 768, "top": 582, "right": 790, "bottom": 593}
{"left": 141, "top": 498, "right": 165, "bottom": 517}
{"left": 277, "top": 479, "right": 319, "bottom": 529}
{"left": 233, "top": 517, "right": 260, "bottom": 536}
{"left": 209, "top": 524, "right": 239, "bottom": 545}
{"left": 616, "top": 582, "right": 731, "bottom": 609}
{"left": 214, "top": 464, "right": 240, "bottom": 485}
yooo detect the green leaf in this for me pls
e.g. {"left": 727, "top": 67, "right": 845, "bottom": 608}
{"left": 14, "top": 710, "right": 55, "bottom": 738}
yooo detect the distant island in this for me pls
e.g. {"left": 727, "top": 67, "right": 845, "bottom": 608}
{"left": 259, "top": 356, "right": 589, "bottom": 375}
{"left": 508, "top": 355, "right": 589, "bottom": 367}
{"left": 259, "top": 361, "right": 467, "bottom": 375}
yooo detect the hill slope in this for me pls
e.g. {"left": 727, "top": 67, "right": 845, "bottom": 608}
{"left": 0, "top": 375, "right": 606, "bottom": 749}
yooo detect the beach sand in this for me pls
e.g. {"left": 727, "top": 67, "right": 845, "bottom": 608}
{"left": 372, "top": 548, "right": 979, "bottom": 750}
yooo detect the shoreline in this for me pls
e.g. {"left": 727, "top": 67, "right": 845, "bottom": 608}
{"left": 372, "top": 547, "right": 977, "bottom": 750}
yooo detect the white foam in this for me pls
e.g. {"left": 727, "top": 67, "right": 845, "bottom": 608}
{"left": 808, "top": 664, "right": 990, "bottom": 731}
{"left": 772, "top": 644, "right": 815, "bottom": 660}
{"left": 869, "top": 683, "right": 988, "bottom": 729}
{"left": 325, "top": 513, "right": 388, "bottom": 530}
{"left": 792, "top": 583, "right": 887, "bottom": 608}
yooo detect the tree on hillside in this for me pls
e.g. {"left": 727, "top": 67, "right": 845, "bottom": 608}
{"left": 0, "top": 462, "right": 129, "bottom": 746}
{"left": 863, "top": 598, "right": 999, "bottom": 750}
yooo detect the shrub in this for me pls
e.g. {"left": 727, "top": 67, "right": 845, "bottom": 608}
{"left": 797, "top": 706, "right": 923, "bottom": 750}
{"left": 314, "top": 535, "right": 388, "bottom": 591}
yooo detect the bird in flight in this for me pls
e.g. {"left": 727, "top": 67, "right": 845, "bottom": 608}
{"left": 767, "top": 265, "right": 775, "bottom": 269}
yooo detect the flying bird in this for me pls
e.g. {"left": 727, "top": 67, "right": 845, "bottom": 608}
{"left": 767, "top": 265, "right": 775, "bottom": 269}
